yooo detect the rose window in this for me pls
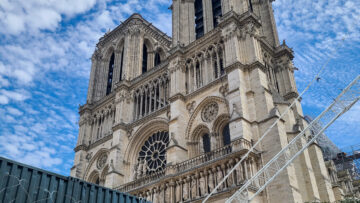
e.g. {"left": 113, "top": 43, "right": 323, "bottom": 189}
{"left": 138, "top": 131, "right": 169, "bottom": 175}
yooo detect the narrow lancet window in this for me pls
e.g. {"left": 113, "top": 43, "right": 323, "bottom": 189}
{"left": 212, "top": 0, "right": 222, "bottom": 27}
{"left": 142, "top": 44, "right": 148, "bottom": 74}
{"left": 119, "top": 47, "right": 124, "bottom": 81}
{"left": 106, "top": 53, "right": 115, "bottom": 95}
{"left": 154, "top": 52, "right": 161, "bottom": 66}
{"left": 249, "top": 0, "right": 253, "bottom": 12}
{"left": 222, "top": 124, "right": 231, "bottom": 146}
{"left": 203, "top": 134, "right": 211, "bottom": 153}
{"left": 195, "top": 0, "right": 204, "bottom": 39}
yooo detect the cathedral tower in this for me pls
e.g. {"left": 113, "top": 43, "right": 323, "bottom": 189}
{"left": 72, "top": 1, "right": 337, "bottom": 202}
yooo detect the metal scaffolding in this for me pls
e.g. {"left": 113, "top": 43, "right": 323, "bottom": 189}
{"left": 203, "top": 75, "right": 360, "bottom": 203}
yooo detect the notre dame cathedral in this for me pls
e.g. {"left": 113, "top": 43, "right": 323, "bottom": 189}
{"left": 71, "top": 0, "right": 342, "bottom": 202}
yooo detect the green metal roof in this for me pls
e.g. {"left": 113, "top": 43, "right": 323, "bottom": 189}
{"left": 0, "top": 156, "right": 149, "bottom": 203}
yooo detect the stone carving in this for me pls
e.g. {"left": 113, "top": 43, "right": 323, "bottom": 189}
{"left": 175, "top": 181, "right": 181, "bottom": 202}
{"left": 208, "top": 169, "right": 214, "bottom": 193}
{"left": 186, "top": 101, "right": 196, "bottom": 114}
{"left": 201, "top": 102, "right": 219, "bottom": 122}
{"left": 86, "top": 152, "right": 93, "bottom": 161}
{"left": 216, "top": 166, "right": 223, "bottom": 191}
{"left": 191, "top": 176, "right": 197, "bottom": 199}
{"left": 97, "top": 153, "right": 108, "bottom": 169}
{"left": 199, "top": 172, "right": 206, "bottom": 196}
{"left": 183, "top": 178, "right": 189, "bottom": 201}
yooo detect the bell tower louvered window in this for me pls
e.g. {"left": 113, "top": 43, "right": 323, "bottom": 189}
{"left": 142, "top": 44, "right": 148, "bottom": 74}
{"left": 203, "top": 134, "right": 211, "bottom": 153}
{"left": 106, "top": 53, "right": 115, "bottom": 95}
{"left": 249, "top": 0, "right": 253, "bottom": 12}
{"left": 154, "top": 52, "right": 161, "bottom": 66}
{"left": 119, "top": 47, "right": 124, "bottom": 81}
{"left": 212, "top": 0, "right": 222, "bottom": 27}
{"left": 195, "top": 0, "right": 204, "bottom": 39}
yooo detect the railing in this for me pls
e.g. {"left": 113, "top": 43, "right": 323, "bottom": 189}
{"left": 118, "top": 170, "right": 166, "bottom": 193}
{"left": 174, "top": 138, "right": 252, "bottom": 173}
{"left": 117, "top": 138, "right": 254, "bottom": 193}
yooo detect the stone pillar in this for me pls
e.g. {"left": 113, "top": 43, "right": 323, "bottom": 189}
{"left": 308, "top": 143, "right": 336, "bottom": 202}
{"left": 203, "top": 0, "right": 214, "bottom": 33}
{"left": 167, "top": 56, "right": 188, "bottom": 167}
{"left": 171, "top": 0, "right": 196, "bottom": 47}
{"left": 87, "top": 57, "right": 98, "bottom": 103}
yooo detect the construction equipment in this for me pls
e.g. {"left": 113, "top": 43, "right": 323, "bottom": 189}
{"left": 203, "top": 75, "right": 360, "bottom": 203}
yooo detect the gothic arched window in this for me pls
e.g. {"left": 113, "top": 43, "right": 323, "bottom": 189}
{"left": 142, "top": 44, "right": 148, "bottom": 74}
{"left": 212, "top": 0, "right": 222, "bottom": 27}
{"left": 137, "top": 131, "right": 169, "bottom": 175}
{"left": 154, "top": 52, "right": 161, "bottom": 66}
{"left": 249, "top": 0, "right": 253, "bottom": 12}
{"left": 119, "top": 47, "right": 124, "bottom": 81}
{"left": 222, "top": 124, "right": 231, "bottom": 146}
{"left": 195, "top": 0, "right": 204, "bottom": 39}
{"left": 202, "top": 133, "right": 211, "bottom": 153}
{"left": 106, "top": 53, "right": 115, "bottom": 95}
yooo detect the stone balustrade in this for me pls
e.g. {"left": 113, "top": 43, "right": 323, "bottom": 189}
{"left": 116, "top": 138, "right": 259, "bottom": 202}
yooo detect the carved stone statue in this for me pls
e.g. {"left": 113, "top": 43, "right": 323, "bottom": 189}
{"left": 183, "top": 178, "right": 189, "bottom": 201}
{"left": 142, "top": 160, "right": 148, "bottom": 176}
{"left": 216, "top": 166, "right": 223, "bottom": 191}
{"left": 191, "top": 176, "right": 197, "bottom": 199}
{"left": 226, "top": 162, "right": 234, "bottom": 187}
{"left": 159, "top": 186, "right": 165, "bottom": 203}
{"left": 208, "top": 169, "right": 214, "bottom": 193}
{"left": 199, "top": 172, "right": 206, "bottom": 196}
{"left": 137, "top": 160, "right": 143, "bottom": 178}
{"left": 153, "top": 188, "right": 159, "bottom": 203}
{"left": 164, "top": 183, "right": 171, "bottom": 203}
{"left": 235, "top": 158, "right": 243, "bottom": 184}
{"left": 175, "top": 180, "right": 181, "bottom": 203}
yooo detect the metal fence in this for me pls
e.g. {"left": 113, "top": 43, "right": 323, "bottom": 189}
{"left": 0, "top": 156, "right": 149, "bottom": 203}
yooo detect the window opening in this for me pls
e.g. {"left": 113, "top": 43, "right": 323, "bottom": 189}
{"left": 119, "top": 47, "right": 124, "bottom": 81}
{"left": 222, "top": 124, "right": 231, "bottom": 146}
{"left": 142, "top": 44, "right": 148, "bottom": 74}
{"left": 137, "top": 131, "right": 169, "bottom": 175}
{"left": 195, "top": 0, "right": 204, "bottom": 39}
{"left": 203, "top": 134, "right": 211, "bottom": 153}
{"left": 212, "top": 0, "right": 222, "bottom": 27}
{"left": 106, "top": 53, "right": 115, "bottom": 95}
{"left": 154, "top": 52, "right": 161, "bottom": 66}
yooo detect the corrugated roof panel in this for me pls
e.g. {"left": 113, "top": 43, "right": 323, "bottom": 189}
{"left": 0, "top": 157, "right": 150, "bottom": 203}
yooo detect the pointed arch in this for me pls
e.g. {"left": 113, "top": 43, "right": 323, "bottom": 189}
{"left": 84, "top": 148, "right": 109, "bottom": 180}
{"left": 185, "top": 96, "right": 229, "bottom": 139}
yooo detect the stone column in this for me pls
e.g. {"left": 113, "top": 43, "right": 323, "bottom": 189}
{"left": 203, "top": 0, "right": 214, "bottom": 33}
{"left": 308, "top": 143, "right": 336, "bottom": 202}
{"left": 171, "top": 0, "right": 196, "bottom": 47}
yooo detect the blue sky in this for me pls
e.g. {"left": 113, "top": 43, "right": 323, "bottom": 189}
{"left": 0, "top": 0, "right": 359, "bottom": 176}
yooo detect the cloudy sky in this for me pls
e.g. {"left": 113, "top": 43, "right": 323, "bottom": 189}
{"left": 0, "top": 0, "right": 359, "bottom": 175}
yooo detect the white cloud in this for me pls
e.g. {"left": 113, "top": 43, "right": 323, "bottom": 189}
{"left": 0, "top": 0, "right": 98, "bottom": 35}
{"left": 0, "top": 89, "right": 31, "bottom": 104}
{"left": 6, "top": 107, "right": 23, "bottom": 116}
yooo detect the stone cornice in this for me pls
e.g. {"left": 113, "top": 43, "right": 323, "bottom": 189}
{"left": 130, "top": 61, "right": 169, "bottom": 88}
{"left": 185, "top": 75, "right": 227, "bottom": 100}
{"left": 183, "top": 27, "right": 221, "bottom": 55}
{"left": 220, "top": 10, "right": 262, "bottom": 30}
{"left": 112, "top": 106, "right": 170, "bottom": 132}
{"left": 168, "top": 93, "right": 186, "bottom": 103}
{"left": 97, "top": 13, "right": 171, "bottom": 49}
{"left": 275, "top": 43, "right": 294, "bottom": 60}
{"left": 74, "top": 144, "right": 87, "bottom": 152}
{"left": 88, "top": 134, "right": 113, "bottom": 149}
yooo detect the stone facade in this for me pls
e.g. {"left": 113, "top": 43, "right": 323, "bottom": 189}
{"left": 71, "top": 0, "right": 338, "bottom": 202}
